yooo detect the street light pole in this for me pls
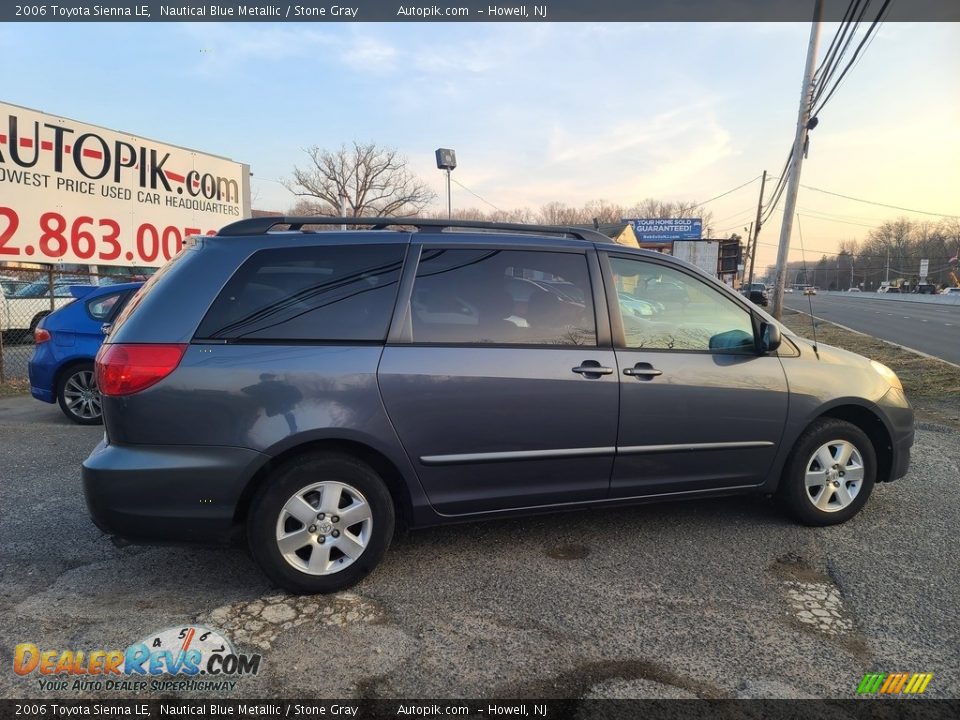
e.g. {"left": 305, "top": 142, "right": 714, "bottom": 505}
{"left": 435, "top": 148, "right": 457, "bottom": 220}
{"left": 770, "top": 0, "right": 824, "bottom": 319}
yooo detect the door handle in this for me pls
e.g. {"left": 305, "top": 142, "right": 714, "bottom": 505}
{"left": 572, "top": 363, "right": 614, "bottom": 376}
{"left": 623, "top": 364, "right": 662, "bottom": 379}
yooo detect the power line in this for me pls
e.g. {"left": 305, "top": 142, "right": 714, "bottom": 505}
{"left": 449, "top": 177, "right": 506, "bottom": 214}
{"left": 812, "top": 0, "right": 894, "bottom": 116}
{"left": 759, "top": 150, "right": 793, "bottom": 224}
{"left": 812, "top": 0, "right": 870, "bottom": 105}
{"left": 685, "top": 175, "right": 762, "bottom": 210}
{"left": 799, "top": 184, "right": 960, "bottom": 217}
{"left": 813, "top": 0, "right": 859, "bottom": 87}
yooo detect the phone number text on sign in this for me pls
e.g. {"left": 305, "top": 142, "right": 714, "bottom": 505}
{"left": 0, "top": 207, "right": 216, "bottom": 265}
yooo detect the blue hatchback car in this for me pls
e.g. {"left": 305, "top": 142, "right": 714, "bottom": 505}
{"left": 29, "top": 282, "right": 142, "bottom": 424}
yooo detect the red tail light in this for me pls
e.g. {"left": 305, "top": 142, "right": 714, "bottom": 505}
{"left": 95, "top": 344, "right": 187, "bottom": 397}
{"left": 34, "top": 327, "right": 51, "bottom": 344}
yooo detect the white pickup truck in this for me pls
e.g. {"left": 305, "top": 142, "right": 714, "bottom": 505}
{"left": 0, "top": 280, "right": 93, "bottom": 336}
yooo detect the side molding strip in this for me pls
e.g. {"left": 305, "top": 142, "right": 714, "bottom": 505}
{"left": 420, "top": 441, "right": 773, "bottom": 466}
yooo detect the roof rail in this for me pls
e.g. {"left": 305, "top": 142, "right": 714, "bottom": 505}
{"left": 216, "top": 216, "right": 614, "bottom": 244}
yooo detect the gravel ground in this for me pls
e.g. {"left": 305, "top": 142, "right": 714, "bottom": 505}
{"left": 0, "top": 394, "right": 957, "bottom": 701}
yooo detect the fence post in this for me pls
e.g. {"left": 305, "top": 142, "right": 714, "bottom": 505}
{"left": 0, "top": 317, "right": 5, "bottom": 384}
{"left": 48, "top": 266, "right": 55, "bottom": 312}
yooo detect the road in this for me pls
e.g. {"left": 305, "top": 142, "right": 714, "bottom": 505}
{"left": 1, "top": 395, "right": 958, "bottom": 700}
{"left": 783, "top": 293, "right": 960, "bottom": 365}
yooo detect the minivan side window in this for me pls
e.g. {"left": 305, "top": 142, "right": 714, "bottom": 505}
{"left": 410, "top": 248, "right": 596, "bottom": 346}
{"left": 196, "top": 245, "right": 406, "bottom": 342}
{"left": 609, "top": 256, "right": 754, "bottom": 353}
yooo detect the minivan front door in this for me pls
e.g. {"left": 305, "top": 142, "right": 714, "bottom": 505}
{"left": 604, "top": 254, "right": 789, "bottom": 498}
{"left": 379, "top": 245, "right": 618, "bottom": 516}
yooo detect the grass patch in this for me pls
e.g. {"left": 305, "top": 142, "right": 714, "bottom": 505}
{"left": 0, "top": 378, "right": 30, "bottom": 396}
{"left": 782, "top": 310, "right": 960, "bottom": 425}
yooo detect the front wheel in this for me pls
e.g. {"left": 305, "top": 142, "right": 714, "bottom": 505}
{"left": 778, "top": 418, "right": 877, "bottom": 526}
{"left": 56, "top": 363, "right": 103, "bottom": 425}
{"left": 248, "top": 452, "right": 395, "bottom": 594}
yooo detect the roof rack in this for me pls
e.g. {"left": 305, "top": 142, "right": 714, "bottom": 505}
{"left": 216, "top": 216, "right": 614, "bottom": 244}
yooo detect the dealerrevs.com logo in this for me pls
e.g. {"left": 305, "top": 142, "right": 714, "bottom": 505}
{"left": 13, "top": 626, "right": 261, "bottom": 693}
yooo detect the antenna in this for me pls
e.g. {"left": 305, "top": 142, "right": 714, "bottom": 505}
{"left": 796, "top": 214, "right": 819, "bottom": 356}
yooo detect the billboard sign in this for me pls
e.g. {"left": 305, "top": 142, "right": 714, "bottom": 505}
{"left": 0, "top": 102, "right": 250, "bottom": 268}
{"left": 626, "top": 217, "right": 703, "bottom": 243}
{"left": 919, "top": 258, "right": 929, "bottom": 280}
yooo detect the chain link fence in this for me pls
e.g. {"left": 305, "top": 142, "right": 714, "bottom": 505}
{"left": 0, "top": 265, "right": 149, "bottom": 382}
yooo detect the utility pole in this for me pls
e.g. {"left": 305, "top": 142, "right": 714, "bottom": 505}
{"left": 885, "top": 248, "right": 890, "bottom": 283}
{"left": 741, "top": 221, "right": 753, "bottom": 287}
{"left": 747, "top": 170, "right": 767, "bottom": 287}
{"left": 770, "top": 0, "right": 823, "bottom": 319}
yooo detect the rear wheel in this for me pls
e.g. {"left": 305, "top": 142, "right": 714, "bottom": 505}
{"left": 778, "top": 418, "right": 876, "bottom": 526}
{"left": 248, "top": 452, "right": 394, "bottom": 594}
{"left": 56, "top": 363, "right": 103, "bottom": 425}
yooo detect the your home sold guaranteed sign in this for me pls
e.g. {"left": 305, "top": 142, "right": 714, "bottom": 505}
{"left": 626, "top": 218, "right": 703, "bottom": 243}
{"left": 0, "top": 102, "right": 250, "bottom": 268}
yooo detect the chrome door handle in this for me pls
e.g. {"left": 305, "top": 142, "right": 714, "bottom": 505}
{"left": 572, "top": 364, "right": 614, "bottom": 376}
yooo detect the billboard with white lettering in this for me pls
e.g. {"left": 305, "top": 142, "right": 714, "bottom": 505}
{"left": 626, "top": 218, "right": 703, "bottom": 243}
{"left": 0, "top": 101, "right": 250, "bottom": 267}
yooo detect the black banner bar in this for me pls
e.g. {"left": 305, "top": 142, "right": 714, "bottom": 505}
{"left": 1, "top": 0, "right": 957, "bottom": 23}
{"left": 2, "top": 700, "right": 960, "bottom": 720}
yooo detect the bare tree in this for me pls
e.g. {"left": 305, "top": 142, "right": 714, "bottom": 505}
{"left": 286, "top": 142, "right": 436, "bottom": 217}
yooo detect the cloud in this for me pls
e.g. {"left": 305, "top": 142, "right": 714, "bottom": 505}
{"left": 340, "top": 36, "right": 397, "bottom": 73}
{"left": 176, "top": 24, "right": 398, "bottom": 76}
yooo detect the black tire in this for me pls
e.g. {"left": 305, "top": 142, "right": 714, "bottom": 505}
{"left": 247, "top": 452, "right": 395, "bottom": 594}
{"left": 56, "top": 362, "right": 103, "bottom": 426}
{"left": 777, "top": 418, "right": 876, "bottom": 526}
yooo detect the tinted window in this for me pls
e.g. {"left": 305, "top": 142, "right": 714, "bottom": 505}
{"left": 411, "top": 249, "right": 596, "bottom": 346}
{"left": 610, "top": 256, "right": 754, "bottom": 353}
{"left": 196, "top": 245, "right": 406, "bottom": 342}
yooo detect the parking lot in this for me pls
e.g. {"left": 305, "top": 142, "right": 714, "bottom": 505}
{"left": 1, "top": 394, "right": 958, "bottom": 700}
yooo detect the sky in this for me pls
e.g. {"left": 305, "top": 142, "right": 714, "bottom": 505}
{"left": 1, "top": 21, "right": 957, "bottom": 270}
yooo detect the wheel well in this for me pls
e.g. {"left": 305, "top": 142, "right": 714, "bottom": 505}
{"left": 30, "top": 311, "right": 51, "bottom": 329}
{"left": 55, "top": 358, "right": 95, "bottom": 392}
{"left": 233, "top": 439, "right": 414, "bottom": 535}
{"left": 819, "top": 405, "right": 894, "bottom": 483}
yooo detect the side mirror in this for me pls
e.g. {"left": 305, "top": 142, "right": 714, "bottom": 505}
{"left": 761, "top": 322, "right": 782, "bottom": 353}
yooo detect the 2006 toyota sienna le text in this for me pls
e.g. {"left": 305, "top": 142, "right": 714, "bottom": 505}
{"left": 82, "top": 217, "right": 914, "bottom": 594}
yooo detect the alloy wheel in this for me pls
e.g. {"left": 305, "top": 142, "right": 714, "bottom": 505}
{"left": 804, "top": 439, "right": 865, "bottom": 513}
{"left": 275, "top": 481, "right": 373, "bottom": 575}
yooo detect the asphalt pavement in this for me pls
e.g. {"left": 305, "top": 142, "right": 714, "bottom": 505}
{"left": 1, "top": 395, "right": 958, "bottom": 700}
{"left": 783, "top": 292, "right": 960, "bottom": 365}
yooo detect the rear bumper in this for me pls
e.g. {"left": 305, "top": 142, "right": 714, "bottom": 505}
{"left": 28, "top": 355, "right": 56, "bottom": 404}
{"left": 30, "top": 385, "right": 55, "bottom": 403}
{"left": 81, "top": 440, "right": 268, "bottom": 544}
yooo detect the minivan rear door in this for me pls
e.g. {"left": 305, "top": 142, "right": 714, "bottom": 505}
{"left": 379, "top": 242, "right": 618, "bottom": 516}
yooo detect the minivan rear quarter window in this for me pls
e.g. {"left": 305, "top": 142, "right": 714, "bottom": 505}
{"left": 196, "top": 244, "right": 406, "bottom": 342}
